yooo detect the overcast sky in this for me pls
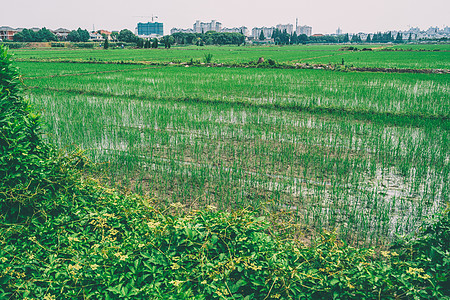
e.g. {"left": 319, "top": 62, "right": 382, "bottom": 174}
{"left": 2, "top": 0, "right": 449, "bottom": 34}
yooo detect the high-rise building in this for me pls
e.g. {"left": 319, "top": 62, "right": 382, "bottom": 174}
{"left": 252, "top": 27, "right": 275, "bottom": 39}
{"left": 193, "top": 20, "right": 222, "bottom": 33}
{"left": 276, "top": 24, "right": 294, "bottom": 35}
{"left": 137, "top": 22, "right": 163, "bottom": 37}
{"left": 221, "top": 26, "right": 249, "bottom": 36}
{"left": 336, "top": 27, "right": 343, "bottom": 35}
{"left": 297, "top": 25, "right": 312, "bottom": 36}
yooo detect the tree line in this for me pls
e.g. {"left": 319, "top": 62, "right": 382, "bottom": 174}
{"left": 267, "top": 30, "right": 409, "bottom": 45}
{"left": 9, "top": 27, "right": 413, "bottom": 46}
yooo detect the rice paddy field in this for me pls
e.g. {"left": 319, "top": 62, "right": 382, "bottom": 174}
{"left": 12, "top": 43, "right": 450, "bottom": 69}
{"left": 14, "top": 44, "right": 450, "bottom": 247}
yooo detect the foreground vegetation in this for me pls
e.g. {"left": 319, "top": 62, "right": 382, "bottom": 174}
{"left": 1, "top": 45, "right": 450, "bottom": 299}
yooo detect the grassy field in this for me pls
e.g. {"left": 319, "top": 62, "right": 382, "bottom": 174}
{"left": 18, "top": 45, "right": 450, "bottom": 246}
{"left": 12, "top": 43, "right": 450, "bottom": 69}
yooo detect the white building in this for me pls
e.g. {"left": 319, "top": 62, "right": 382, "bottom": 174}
{"left": 297, "top": 25, "right": 312, "bottom": 36}
{"left": 193, "top": 20, "right": 222, "bottom": 33}
{"left": 52, "top": 28, "right": 71, "bottom": 40}
{"left": 276, "top": 24, "right": 294, "bottom": 35}
{"left": 221, "top": 26, "right": 249, "bottom": 36}
{"left": 252, "top": 27, "right": 275, "bottom": 39}
{"left": 170, "top": 28, "right": 194, "bottom": 34}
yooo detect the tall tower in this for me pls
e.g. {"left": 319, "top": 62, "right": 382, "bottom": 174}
{"left": 296, "top": 18, "right": 298, "bottom": 32}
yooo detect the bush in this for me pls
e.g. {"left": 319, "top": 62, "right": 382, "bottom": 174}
{"left": 0, "top": 45, "right": 78, "bottom": 220}
{"left": 51, "top": 42, "right": 65, "bottom": 48}
{"left": 73, "top": 42, "right": 95, "bottom": 48}
{"left": 0, "top": 42, "right": 27, "bottom": 49}
{"left": 203, "top": 53, "right": 213, "bottom": 64}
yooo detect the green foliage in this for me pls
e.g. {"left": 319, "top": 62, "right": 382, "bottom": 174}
{"left": 51, "top": 42, "right": 65, "bottom": 48}
{"left": 13, "top": 28, "right": 58, "bottom": 42}
{"left": 0, "top": 45, "right": 78, "bottom": 219}
{"left": 152, "top": 38, "right": 159, "bottom": 48}
{"left": 67, "top": 28, "right": 90, "bottom": 42}
{"left": 0, "top": 188, "right": 448, "bottom": 299}
{"left": 203, "top": 53, "right": 213, "bottom": 64}
{"left": 0, "top": 42, "right": 26, "bottom": 49}
{"left": 161, "top": 36, "right": 175, "bottom": 49}
{"left": 118, "top": 29, "right": 137, "bottom": 43}
{"left": 73, "top": 42, "right": 95, "bottom": 48}
{"left": 1, "top": 41, "right": 449, "bottom": 300}
{"left": 259, "top": 30, "right": 265, "bottom": 41}
{"left": 392, "top": 206, "right": 450, "bottom": 296}
{"left": 171, "top": 32, "right": 245, "bottom": 46}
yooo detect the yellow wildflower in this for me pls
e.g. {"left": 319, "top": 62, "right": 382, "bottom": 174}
{"left": 119, "top": 254, "right": 129, "bottom": 261}
{"left": 147, "top": 221, "right": 161, "bottom": 229}
{"left": 171, "top": 263, "right": 180, "bottom": 270}
{"left": 0, "top": 257, "right": 7, "bottom": 263}
{"left": 90, "top": 264, "right": 99, "bottom": 270}
{"left": 206, "top": 205, "right": 217, "bottom": 211}
{"left": 170, "top": 202, "right": 184, "bottom": 209}
{"left": 43, "top": 295, "right": 55, "bottom": 300}
{"left": 418, "top": 273, "right": 431, "bottom": 280}
{"left": 169, "top": 280, "right": 184, "bottom": 287}
{"left": 138, "top": 243, "right": 145, "bottom": 248}
{"left": 380, "top": 251, "right": 390, "bottom": 258}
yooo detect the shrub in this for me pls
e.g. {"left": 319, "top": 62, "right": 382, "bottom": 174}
{"left": 73, "top": 42, "right": 95, "bottom": 48}
{"left": 203, "top": 53, "right": 213, "bottom": 64}
{"left": 51, "top": 42, "right": 65, "bottom": 48}
{"left": 0, "top": 45, "right": 78, "bottom": 220}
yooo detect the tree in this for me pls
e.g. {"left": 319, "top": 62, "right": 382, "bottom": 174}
{"left": 77, "top": 28, "right": 90, "bottom": 42}
{"left": 298, "top": 34, "right": 308, "bottom": 44}
{"left": 39, "top": 28, "right": 57, "bottom": 42}
{"left": 395, "top": 32, "right": 403, "bottom": 43}
{"left": 151, "top": 38, "right": 159, "bottom": 48}
{"left": 103, "top": 38, "right": 109, "bottom": 49}
{"left": 136, "top": 38, "right": 144, "bottom": 48}
{"left": 366, "top": 35, "right": 371, "bottom": 43}
{"left": 291, "top": 32, "right": 298, "bottom": 44}
{"left": 259, "top": 30, "right": 265, "bottom": 41}
{"left": 67, "top": 30, "right": 80, "bottom": 42}
{"left": 343, "top": 33, "right": 349, "bottom": 43}
{"left": 351, "top": 34, "right": 361, "bottom": 43}
{"left": 110, "top": 32, "right": 119, "bottom": 41}
{"left": 13, "top": 28, "right": 57, "bottom": 42}
{"left": 161, "top": 35, "right": 175, "bottom": 48}
{"left": 408, "top": 33, "right": 412, "bottom": 42}
{"left": 118, "top": 29, "right": 136, "bottom": 43}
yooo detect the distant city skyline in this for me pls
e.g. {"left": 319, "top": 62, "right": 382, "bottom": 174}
{"left": 1, "top": 0, "right": 449, "bottom": 35}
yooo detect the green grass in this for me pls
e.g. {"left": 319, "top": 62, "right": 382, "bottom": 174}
{"left": 11, "top": 43, "right": 450, "bottom": 69}
{"left": 16, "top": 61, "right": 152, "bottom": 78}
{"left": 29, "top": 85, "right": 449, "bottom": 245}
{"left": 26, "top": 65, "right": 450, "bottom": 118}
{"left": 18, "top": 46, "right": 450, "bottom": 246}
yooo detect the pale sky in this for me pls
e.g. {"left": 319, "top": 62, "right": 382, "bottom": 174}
{"left": 2, "top": 0, "right": 449, "bottom": 34}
